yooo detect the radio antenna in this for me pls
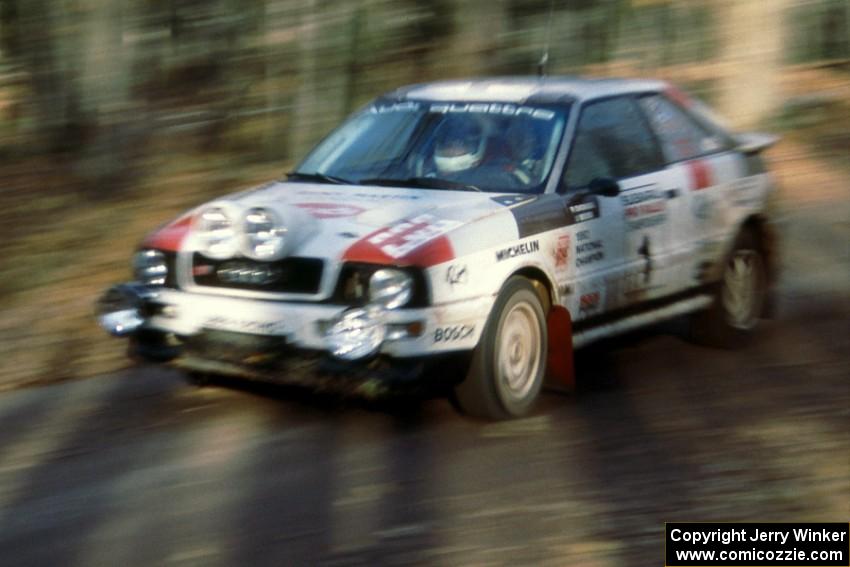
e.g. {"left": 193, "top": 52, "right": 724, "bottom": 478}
{"left": 537, "top": 0, "right": 556, "bottom": 77}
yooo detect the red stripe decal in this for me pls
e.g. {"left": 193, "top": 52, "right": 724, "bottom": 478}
{"left": 342, "top": 215, "right": 457, "bottom": 267}
{"left": 141, "top": 216, "right": 192, "bottom": 252}
{"left": 687, "top": 159, "right": 713, "bottom": 191}
{"left": 343, "top": 233, "right": 455, "bottom": 267}
{"left": 402, "top": 235, "right": 455, "bottom": 266}
{"left": 341, "top": 237, "right": 395, "bottom": 264}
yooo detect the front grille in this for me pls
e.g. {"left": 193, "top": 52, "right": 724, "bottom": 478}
{"left": 191, "top": 253, "right": 324, "bottom": 294}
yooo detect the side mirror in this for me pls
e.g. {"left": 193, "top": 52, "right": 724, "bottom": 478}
{"left": 589, "top": 177, "right": 620, "bottom": 198}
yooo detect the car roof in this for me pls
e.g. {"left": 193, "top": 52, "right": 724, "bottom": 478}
{"left": 389, "top": 76, "right": 669, "bottom": 105}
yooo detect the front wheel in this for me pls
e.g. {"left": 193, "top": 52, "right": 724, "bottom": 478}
{"left": 690, "top": 229, "right": 767, "bottom": 348}
{"left": 453, "top": 277, "right": 548, "bottom": 419}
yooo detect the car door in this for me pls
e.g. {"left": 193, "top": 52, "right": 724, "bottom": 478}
{"left": 636, "top": 92, "right": 738, "bottom": 290}
{"left": 560, "top": 95, "right": 678, "bottom": 316}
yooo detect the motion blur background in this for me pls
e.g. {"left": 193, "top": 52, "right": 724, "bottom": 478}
{"left": 0, "top": 0, "right": 847, "bottom": 387}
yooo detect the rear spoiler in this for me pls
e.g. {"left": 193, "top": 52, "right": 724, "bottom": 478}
{"left": 734, "top": 132, "right": 780, "bottom": 155}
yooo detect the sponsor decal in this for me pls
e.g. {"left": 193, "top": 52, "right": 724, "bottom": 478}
{"left": 579, "top": 291, "right": 601, "bottom": 314}
{"left": 621, "top": 189, "right": 667, "bottom": 230}
{"left": 569, "top": 200, "right": 599, "bottom": 222}
{"left": 434, "top": 325, "right": 475, "bottom": 343}
{"left": 429, "top": 103, "right": 556, "bottom": 121}
{"left": 496, "top": 239, "right": 540, "bottom": 261}
{"left": 366, "top": 214, "right": 461, "bottom": 259}
{"left": 554, "top": 234, "right": 570, "bottom": 268}
{"left": 204, "top": 316, "right": 287, "bottom": 335}
{"left": 369, "top": 101, "right": 420, "bottom": 113}
{"left": 575, "top": 230, "right": 604, "bottom": 267}
{"left": 343, "top": 214, "right": 457, "bottom": 266}
{"left": 637, "top": 236, "right": 653, "bottom": 284}
{"left": 446, "top": 264, "right": 468, "bottom": 286}
{"left": 295, "top": 202, "right": 365, "bottom": 219}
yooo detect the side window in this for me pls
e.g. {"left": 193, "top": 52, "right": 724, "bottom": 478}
{"left": 561, "top": 97, "right": 664, "bottom": 191}
{"left": 638, "top": 94, "right": 724, "bottom": 162}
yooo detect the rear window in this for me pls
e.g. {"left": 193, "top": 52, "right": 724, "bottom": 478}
{"left": 638, "top": 94, "right": 726, "bottom": 162}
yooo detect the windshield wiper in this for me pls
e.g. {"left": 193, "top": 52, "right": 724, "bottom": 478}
{"left": 286, "top": 171, "right": 354, "bottom": 185}
{"left": 360, "top": 176, "right": 481, "bottom": 192}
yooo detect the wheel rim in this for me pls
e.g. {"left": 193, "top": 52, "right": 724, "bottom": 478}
{"left": 722, "top": 249, "right": 763, "bottom": 330}
{"left": 497, "top": 301, "right": 541, "bottom": 400}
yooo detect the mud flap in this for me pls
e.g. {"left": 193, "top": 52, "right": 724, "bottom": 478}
{"left": 545, "top": 305, "right": 575, "bottom": 391}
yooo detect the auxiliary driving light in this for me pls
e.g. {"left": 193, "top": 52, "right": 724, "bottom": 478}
{"left": 95, "top": 284, "right": 156, "bottom": 337}
{"left": 325, "top": 306, "right": 386, "bottom": 360}
{"left": 196, "top": 204, "right": 239, "bottom": 259}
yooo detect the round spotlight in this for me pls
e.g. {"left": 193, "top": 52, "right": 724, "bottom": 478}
{"left": 196, "top": 205, "right": 238, "bottom": 259}
{"left": 243, "top": 207, "right": 287, "bottom": 260}
{"left": 325, "top": 306, "right": 386, "bottom": 360}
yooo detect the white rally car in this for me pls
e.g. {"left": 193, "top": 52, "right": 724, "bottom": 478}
{"left": 97, "top": 77, "right": 779, "bottom": 419}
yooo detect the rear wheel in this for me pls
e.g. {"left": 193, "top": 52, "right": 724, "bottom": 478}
{"left": 453, "top": 277, "right": 547, "bottom": 419}
{"left": 690, "top": 230, "right": 767, "bottom": 348}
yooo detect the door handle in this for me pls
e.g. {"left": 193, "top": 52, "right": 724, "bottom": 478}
{"left": 665, "top": 188, "right": 680, "bottom": 199}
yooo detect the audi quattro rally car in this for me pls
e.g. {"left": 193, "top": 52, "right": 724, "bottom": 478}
{"left": 97, "top": 77, "right": 779, "bottom": 419}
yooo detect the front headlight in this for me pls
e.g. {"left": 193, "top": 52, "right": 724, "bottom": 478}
{"left": 369, "top": 269, "right": 413, "bottom": 309}
{"left": 196, "top": 205, "right": 238, "bottom": 259}
{"left": 243, "top": 207, "right": 287, "bottom": 260}
{"left": 133, "top": 249, "right": 167, "bottom": 286}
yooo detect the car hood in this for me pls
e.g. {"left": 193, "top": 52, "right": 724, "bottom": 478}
{"left": 144, "top": 181, "right": 530, "bottom": 267}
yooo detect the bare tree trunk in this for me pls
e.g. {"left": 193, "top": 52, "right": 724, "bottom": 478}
{"left": 74, "top": 0, "right": 138, "bottom": 191}
{"left": 263, "top": 0, "right": 287, "bottom": 161}
{"left": 17, "top": 0, "right": 80, "bottom": 152}
{"left": 341, "top": 0, "right": 364, "bottom": 117}
{"left": 716, "top": 0, "right": 789, "bottom": 130}
{"left": 291, "top": 0, "right": 319, "bottom": 161}
{"left": 448, "top": 0, "right": 507, "bottom": 75}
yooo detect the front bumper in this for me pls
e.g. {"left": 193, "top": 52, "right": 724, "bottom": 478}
{"left": 144, "top": 287, "right": 491, "bottom": 357}
{"left": 101, "top": 284, "right": 493, "bottom": 387}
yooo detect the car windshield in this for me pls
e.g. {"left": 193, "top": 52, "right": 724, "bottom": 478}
{"left": 293, "top": 100, "right": 569, "bottom": 193}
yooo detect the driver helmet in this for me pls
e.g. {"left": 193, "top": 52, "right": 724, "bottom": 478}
{"left": 433, "top": 115, "right": 487, "bottom": 174}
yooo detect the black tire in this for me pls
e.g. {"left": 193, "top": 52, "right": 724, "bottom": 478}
{"left": 452, "top": 277, "right": 548, "bottom": 419}
{"left": 689, "top": 229, "right": 767, "bottom": 348}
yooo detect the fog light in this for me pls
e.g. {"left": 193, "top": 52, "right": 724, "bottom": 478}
{"left": 95, "top": 284, "right": 155, "bottom": 337}
{"left": 325, "top": 306, "right": 386, "bottom": 360}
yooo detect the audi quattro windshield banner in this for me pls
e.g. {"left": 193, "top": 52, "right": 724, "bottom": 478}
{"left": 665, "top": 523, "right": 849, "bottom": 566}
